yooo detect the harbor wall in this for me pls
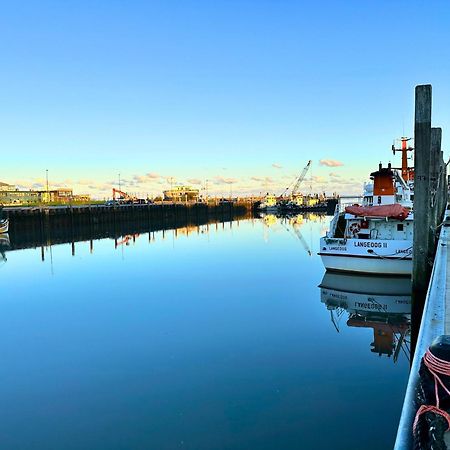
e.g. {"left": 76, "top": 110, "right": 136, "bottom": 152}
{"left": 5, "top": 202, "right": 253, "bottom": 250}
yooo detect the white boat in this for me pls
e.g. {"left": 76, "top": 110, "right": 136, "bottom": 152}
{"left": 0, "top": 218, "right": 8, "bottom": 234}
{"left": 320, "top": 139, "right": 415, "bottom": 275}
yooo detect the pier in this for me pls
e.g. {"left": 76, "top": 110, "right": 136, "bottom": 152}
{"left": 394, "top": 85, "right": 449, "bottom": 448}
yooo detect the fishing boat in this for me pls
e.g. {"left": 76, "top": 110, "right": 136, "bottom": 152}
{"left": 319, "top": 139, "right": 415, "bottom": 275}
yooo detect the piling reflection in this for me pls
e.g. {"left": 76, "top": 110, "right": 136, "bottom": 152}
{"left": 319, "top": 271, "right": 411, "bottom": 362}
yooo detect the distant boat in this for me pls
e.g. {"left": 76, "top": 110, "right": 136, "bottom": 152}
{"left": 258, "top": 194, "right": 278, "bottom": 212}
{"left": 0, "top": 218, "right": 9, "bottom": 234}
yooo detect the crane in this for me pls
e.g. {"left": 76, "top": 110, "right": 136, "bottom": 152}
{"left": 280, "top": 160, "right": 312, "bottom": 198}
{"left": 291, "top": 160, "right": 312, "bottom": 196}
{"left": 112, "top": 188, "right": 136, "bottom": 202}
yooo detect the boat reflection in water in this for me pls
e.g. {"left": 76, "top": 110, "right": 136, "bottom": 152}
{"left": 0, "top": 233, "right": 10, "bottom": 264}
{"left": 319, "top": 271, "right": 411, "bottom": 362}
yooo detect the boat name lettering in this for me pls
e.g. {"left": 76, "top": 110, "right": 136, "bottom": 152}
{"left": 355, "top": 301, "right": 387, "bottom": 311}
{"left": 353, "top": 241, "right": 387, "bottom": 248}
{"left": 328, "top": 246, "right": 346, "bottom": 251}
{"left": 395, "top": 249, "right": 411, "bottom": 254}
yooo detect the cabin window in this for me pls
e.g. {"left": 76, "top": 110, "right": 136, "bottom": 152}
{"left": 411, "top": 195, "right": 414, "bottom": 201}
{"left": 397, "top": 224, "right": 404, "bottom": 232}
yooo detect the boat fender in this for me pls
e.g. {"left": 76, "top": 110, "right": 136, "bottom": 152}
{"left": 413, "top": 335, "right": 450, "bottom": 449}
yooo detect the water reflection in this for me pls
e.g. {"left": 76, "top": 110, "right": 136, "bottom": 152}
{"left": 0, "top": 213, "right": 409, "bottom": 449}
{"left": 319, "top": 271, "right": 411, "bottom": 362}
{"left": 0, "top": 233, "right": 9, "bottom": 264}
{"left": 4, "top": 217, "right": 250, "bottom": 262}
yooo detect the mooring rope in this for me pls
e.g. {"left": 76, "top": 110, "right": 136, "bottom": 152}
{"left": 413, "top": 349, "right": 450, "bottom": 433}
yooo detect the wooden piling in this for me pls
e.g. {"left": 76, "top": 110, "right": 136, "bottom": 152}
{"left": 412, "top": 84, "right": 433, "bottom": 298}
{"left": 430, "top": 128, "right": 442, "bottom": 246}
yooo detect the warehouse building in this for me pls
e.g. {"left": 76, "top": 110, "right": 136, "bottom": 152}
{"left": 163, "top": 186, "right": 199, "bottom": 202}
{"left": 0, "top": 182, "right": 89, "bottom": 205}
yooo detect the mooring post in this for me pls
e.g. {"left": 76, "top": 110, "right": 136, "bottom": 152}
{"left": 412, "top": 84, "right": 433, "bottom": 297}
{"left": 411, "top": 85, "right": 433, "bottom": 354}
{"left": 430, "top": 127, "right": 442, "bottom": 245}
{"left": 443, "top": 151, "right": 449, "bottom": 213}
{"left": 439, "top": 147, "right": 446, "bottom": 223}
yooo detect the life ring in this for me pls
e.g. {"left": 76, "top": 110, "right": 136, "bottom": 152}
{"left": 349, "top": 223, "right": 361, "bottom": 236}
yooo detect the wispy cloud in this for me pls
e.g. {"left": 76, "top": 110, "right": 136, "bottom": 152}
{"left": 213, "top": 176, "right": 238, "bottom": 185}
{"left": 250, "top": 176, "right": 274, "bottom": 184}
{"left": 319, "top": 159, "right": 344, "bottom": 167}
{"left": 272, "top": 163, "right": 283, "bottom": 169}
{"left": 187, "top": 178, "right": 202, "bottom": 185}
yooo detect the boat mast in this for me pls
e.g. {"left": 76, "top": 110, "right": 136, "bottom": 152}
{"left": 392, "top": 137, "right": 414, "bottom": 181}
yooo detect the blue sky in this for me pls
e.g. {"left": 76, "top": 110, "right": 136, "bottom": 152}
{"left": 2, "top": 0, "right": 450, "bottom": 197}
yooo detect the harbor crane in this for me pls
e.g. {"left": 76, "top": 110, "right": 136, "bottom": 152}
{"left": 281, "top": 160, "right": 312, "bottom": 198}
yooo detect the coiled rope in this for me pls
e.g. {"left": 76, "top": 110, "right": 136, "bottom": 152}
{"left": 413, "top": 349, "right": 450, "bottom": 433}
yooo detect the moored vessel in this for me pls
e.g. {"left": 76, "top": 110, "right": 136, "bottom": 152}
{"left": 258, "top": 193, "right": 279, "bottom": 212}
{"left": 319, "top": 139, "right": 414, "bottom": 275}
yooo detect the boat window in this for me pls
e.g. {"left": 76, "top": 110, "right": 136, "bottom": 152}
{"left": 397, "top": 224, "right": 404, "bottom": 231}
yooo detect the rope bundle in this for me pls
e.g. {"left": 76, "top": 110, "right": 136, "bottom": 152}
{"left": 414, "top": 349, "right": 450, "bottom": 449}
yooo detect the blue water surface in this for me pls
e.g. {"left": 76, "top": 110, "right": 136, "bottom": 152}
{"left": 0, "top": 215, "right": 409, "bottom": 450}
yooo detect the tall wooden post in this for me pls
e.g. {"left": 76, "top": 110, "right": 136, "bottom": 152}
{"left": 430, "top": 128, "right": 442, "bottom": 244}
{"left": 443, "top": 151, "right": 448, "bottom": 214}
{"left": 411, "top": 85, "right": 433, "bottom": 355}
{"left": 412, "top": 85, "right": 433, "bottom": 298}
{"left": 438, "top": 150, "right": 448, "bottom": 221}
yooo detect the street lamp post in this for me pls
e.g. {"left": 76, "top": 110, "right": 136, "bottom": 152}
{"left": 46, "top": 169, "right": 49, "bottom": 203}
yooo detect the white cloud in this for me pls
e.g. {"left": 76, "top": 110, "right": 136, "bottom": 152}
{"left": 319, "top": 159, "right": 344, "bottom": 167}
{"left": 213, "top": 176, "right": 238, "bottom": 185}
{"left": 250, "top": 176, "right": 274, "bottom": 184}
{"left": 187, "top": 178, "right": 202, "bottom": 185}
{"left": 272, "top": 163, "right": 283, "bottom": 169}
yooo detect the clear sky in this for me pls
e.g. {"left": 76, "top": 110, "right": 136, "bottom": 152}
{"left": 2, "top": 0, "right": 450, "bottom": 198}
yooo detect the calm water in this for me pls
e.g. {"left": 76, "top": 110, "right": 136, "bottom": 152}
{"left": 0, "top": 214, "right": 410, "bottom": 450}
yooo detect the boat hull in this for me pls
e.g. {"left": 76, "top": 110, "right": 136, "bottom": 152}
{"left": 319, "top": 237, "right": 412, "bottom": 275}
{"left": 320, "top": 254, "right": 412, "bottom": 275}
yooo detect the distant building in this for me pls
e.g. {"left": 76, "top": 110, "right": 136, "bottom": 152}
{"left": 0, "top": 183, "right": 89, "bottom": 205}
{"left": 163, "top": 186, "right": 199, "bottom": 202}
{"left": 0, "top": 182, "right": 15, "bottom": 191}
{"left": 72, "top": 194, "right": 91, "bottom": 202}
{"left": 48, "top": 188, "right": 73, "bottom": 203}
{"left": 0, "top": 189, "right": 42, "bottom": 205}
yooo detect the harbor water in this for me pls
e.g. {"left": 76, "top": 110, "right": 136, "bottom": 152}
{"left": 0, "top": 214, "right": 410, "bottom": 450}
